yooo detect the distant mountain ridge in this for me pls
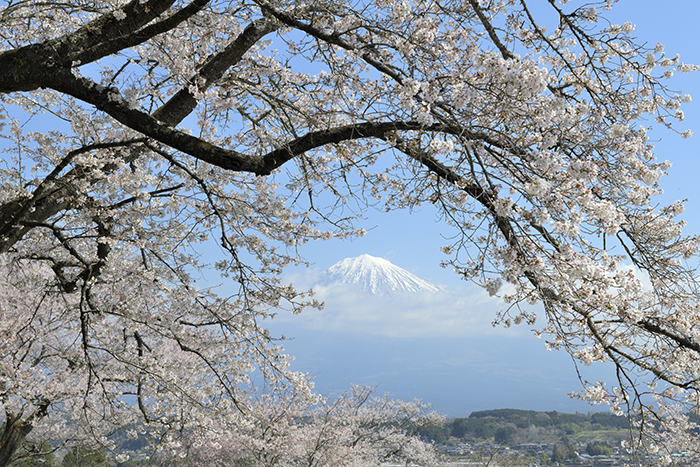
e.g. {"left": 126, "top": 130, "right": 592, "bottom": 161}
{"left": 319, "top": 254, "right": 442, "bottom": 294}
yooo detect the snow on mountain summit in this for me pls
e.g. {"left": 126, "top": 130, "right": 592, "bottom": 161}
{"left": 319, "top": 254, "right": 442, "bottom": 294}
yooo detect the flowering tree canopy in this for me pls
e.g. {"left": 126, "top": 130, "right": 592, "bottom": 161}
{"left": 158, "top": 386, "right": 444, "bottom": 467}
{"left": 1, "top": 0, "right": 699, "bottom": 464}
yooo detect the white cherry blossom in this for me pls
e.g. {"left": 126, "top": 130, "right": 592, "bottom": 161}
{"left": 0, "top": 0, "right": 699, "bottom": 464}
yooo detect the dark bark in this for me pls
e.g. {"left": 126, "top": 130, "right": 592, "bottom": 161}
{"left": 0, "top": 415, "right": 33, "bottom": 467}
{"left": 74, "top": 0, "right": 211, "bottom": 65}
{"left": 0, "top": 0, "right": 179, "bottom": 92}
{"left": 152, "top": 18, "right": 278, "bottom": 125}
{"left": 0, "top": 403, "right": 49, "bottom": 467}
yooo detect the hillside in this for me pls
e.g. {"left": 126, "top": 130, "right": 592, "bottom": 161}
{"left": 419, "top": 408, "right": 629, "bottom": 445}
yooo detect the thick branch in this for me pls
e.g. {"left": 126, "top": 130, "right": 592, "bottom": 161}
{"left": 53, "top": 0, "right": 178, "bottom": 66}
{"left": 31, "top": 66, "right": 516, "bottom": 177}
{"left": 153, "top": 18, "right": 277, "bottom": 125}
{"left": 46, "top": 69, "right": 264, "bottom": 172}
{"left": 639, "top": 320, "right": 700, "bottom": 354}
{"left": 74, "top": 0, "right": 211, "bottom": 65}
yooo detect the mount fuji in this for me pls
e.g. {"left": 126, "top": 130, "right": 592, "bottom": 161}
{"left": 318, "top": 254, "right": 442, "bottom": 294}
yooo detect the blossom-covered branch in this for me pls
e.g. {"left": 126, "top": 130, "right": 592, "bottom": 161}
{"left": 1, "top": 0, "right": 700, "bottom": 465}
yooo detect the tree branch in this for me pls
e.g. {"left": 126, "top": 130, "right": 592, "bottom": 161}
{"left": 53, "top": 0, "right": 179, "bottom": 65}
{"left": 152, "top": 18, "right": 277, "bottom": 125}
{"left": 74, "top": 0, "right": 212, "bottom": 65}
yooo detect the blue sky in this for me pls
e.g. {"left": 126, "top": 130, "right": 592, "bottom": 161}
{"left": 263, "top": 0, "right": 700, "bottom": 417}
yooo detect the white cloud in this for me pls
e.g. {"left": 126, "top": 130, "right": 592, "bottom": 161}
{"left": 619, "top": 262, "right": 653, "bottom": 292}
{"left": 274, "top": 278, "right": 537, "bottom": 338}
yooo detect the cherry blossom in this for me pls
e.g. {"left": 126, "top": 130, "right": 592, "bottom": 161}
{"left": 0, "top": 0, "right": 699, "bottom": 464}
{"left": 159, "top": 387, "right": 444, "bottom": 467}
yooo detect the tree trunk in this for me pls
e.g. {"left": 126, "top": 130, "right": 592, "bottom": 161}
{"left": 0, "top": 413, "right": 34, "bottom": 467}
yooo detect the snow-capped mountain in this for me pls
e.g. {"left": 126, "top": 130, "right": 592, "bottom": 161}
{"left": 319, "top": 254, "right": 442, "bottom": 294}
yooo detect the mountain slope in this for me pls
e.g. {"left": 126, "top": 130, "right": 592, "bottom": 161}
{"left": 319, "top": 254, "right": 442, "bottom": 294}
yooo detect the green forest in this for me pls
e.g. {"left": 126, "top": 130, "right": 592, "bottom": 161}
{"left": 418, "top": 409, "right": 629, "bottom": 445}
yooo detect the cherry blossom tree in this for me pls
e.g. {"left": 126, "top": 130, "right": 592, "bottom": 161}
{"left": 1, "top": 0, "right": 700, "bottom": 464}
{"left": 157, "top": 386, "right": 444, "bottom": 467}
